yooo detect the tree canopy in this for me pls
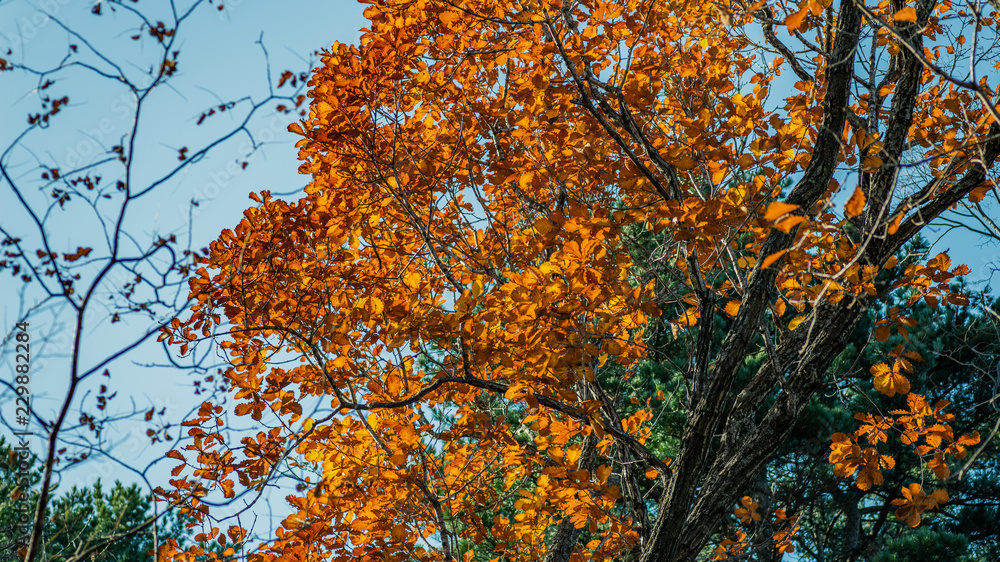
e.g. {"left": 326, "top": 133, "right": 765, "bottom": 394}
{"left": 161, "top": 0, "right": 999, "bottom": 560}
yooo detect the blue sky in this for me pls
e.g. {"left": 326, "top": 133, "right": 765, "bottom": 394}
{"left": 0, "top": 0, "right": 367, "bottom": 535}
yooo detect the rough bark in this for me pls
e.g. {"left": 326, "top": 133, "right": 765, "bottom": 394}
{"left": 638, "top": 1, "right": 865, "bottom": 559}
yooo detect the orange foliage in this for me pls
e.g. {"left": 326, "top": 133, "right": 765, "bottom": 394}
{"left": 158, "top": 0, "right": 996, "bottom": 560}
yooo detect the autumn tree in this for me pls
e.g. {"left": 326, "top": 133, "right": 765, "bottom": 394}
{"left": 758, "top": 254, "right": 1000, "bottom": 561}
{"left": 165, "top": 0, "right": 999, "bottom": 560}
{"left": 632, "top": 237, "right": 1000, "bottom": 560}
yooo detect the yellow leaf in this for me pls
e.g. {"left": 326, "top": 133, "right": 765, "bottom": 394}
{"left": 893, "top": 6, "right": 917, "bottom": 22}
{"left": 519, "top": 171, "right": 535, "bottom": 190}
{"left": 788, "top": 315, "right": 807, "bottom": 331}
{"left": 724, "top": 300, "right": 741, "bottom": 317}
{"left": 710, "top": 166, "right": 727, "bottom": 185}
{"left": 845, "top": 187, "right": 866, "bottom": 218}
{"left": 403, "top": 270, "right": 422, "bottom": 289}
{"left": 676, "top": 305, "right": 701, "bottom": 326}
{"left": 734, "top": 496, "right": 761, "bottom": 523}
{"left": 440, "top": 11, "right": 461, "bottom": 25}
{"left": 534, "top": 217, "right": 557, "bottom": 235}
{"left": 947, "top": 293, "right": 970, "bottom": 306}
{"left": 369, "top": 296, "right": 385, "bottom": 315}
{"left": 892, "top": 484, "right": 948, "bottom": 527}
{"left": 806, "top": 0, "right": 825, "bottom": 15}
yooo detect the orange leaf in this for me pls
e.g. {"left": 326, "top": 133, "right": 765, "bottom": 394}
{"left": 871, "top": 363, "right": 910, "bottom": 397}
{"left": 596, "top": 464, "right": 612, "bottom": 484}
{"left": 893, "top": 6, "right": 917, "bottom": 22}
{"left": 391, "top": 524, "right": 408, "bottom": 540}
{"left": 874, "top": 323, "right": 891, "bottom": 342}
{"left": 63, "top": 246, "right": 93, "bottom": 262}
{"left": 844, "top": 187, "right": 866, "bottom": 217}
{"left": 368, "top": 296, "right": 385, "bottom": 315}
{"left": 892, "top": 484, "right": 948, "bottom": 527}
{"left": 674, "top": 155, "right": 697, "bottom": 170}
{"left": 785, "top": 7, "right": 809, "bottom": 31}
{"left": 887, "top": 213, "right": 904, "bottom": 234}
{"left": 761, "top": 249, "right": 788, "bottom": 269}
{"left": 861, "top": 156, "right": 883, "bottom": 170}
{"left": 724, "top": 300, "right": 741, "bottom": 317}
{"left": 774, "top": 215, "right": 806, "bottom": 234}
{"left": 710, "top": 166, "right": 727, "bottom": 185}
{"left": 969, "top": 185, "right": 992, "bottom": 203}
{"left": 763, "top": 201, "right": 800, "bottom": 222}
{"left": 519, "top": 171, "right": 535, "bottom": 190}
{"left": 775, "top": 215, "right": 806, "bottom": 233}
